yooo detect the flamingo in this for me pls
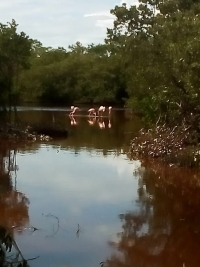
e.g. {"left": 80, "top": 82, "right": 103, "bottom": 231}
{"left": 98, "top": 106, "right": 105, "bottom": 117}
{"left": 108, "top": 106, "right": 112, "bottom": 116}
{"left": 88, "top": 108, "right": 96, "bottom": 117}
{"left": 69, "top": 106, "right": 79, "bottom": 116}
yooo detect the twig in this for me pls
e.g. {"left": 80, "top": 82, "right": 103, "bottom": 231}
{"left": 45, "top": 214, "right": 60, "bottom": 238}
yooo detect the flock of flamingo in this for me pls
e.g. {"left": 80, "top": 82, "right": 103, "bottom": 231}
{"left": 69, "top": 105, "right": 112, "bottom": 117}
{"left": 69, "top": 106, "right": 113, "bottom": 128}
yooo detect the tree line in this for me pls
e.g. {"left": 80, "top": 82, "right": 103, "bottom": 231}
{"left": 0, "top": 0, "right": 200, "bottom": 133}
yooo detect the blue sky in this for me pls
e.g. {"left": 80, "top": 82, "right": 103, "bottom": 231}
{"left": 0, "top": 0, "right": 138, "bottom": 49}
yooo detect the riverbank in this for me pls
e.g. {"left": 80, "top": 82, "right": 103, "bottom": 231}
{"left": 128, "top": 125, "right": 200, "bottom": 168}
{"left": 0, "top": 123, "right": 68, "bottom": 141}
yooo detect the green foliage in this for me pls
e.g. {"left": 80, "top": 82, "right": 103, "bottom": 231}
{"left": 0, "top": 19, "right": 31, "bottom": 122}
{"left": 1, "top": 0, "right": 200, "bottom": 132}
{"left": 106, "top": 0, "right": 200, "bottom": 131}
{"left": 19, "top": 41, "right": 126, "bottom": 105}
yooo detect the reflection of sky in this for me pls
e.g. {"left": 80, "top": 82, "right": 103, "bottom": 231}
{"left": 15, "top": 144, "right": 140, "bottom": 267}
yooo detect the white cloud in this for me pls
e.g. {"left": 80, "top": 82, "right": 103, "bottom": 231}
{"left": 84, "top": 12, "right": 114, "bottom": 19}
{"left": 0, "top": 0, "right": 139, "bottom": 48}
{"left": 84, "top": 0, "right": 139, "bottom": 38}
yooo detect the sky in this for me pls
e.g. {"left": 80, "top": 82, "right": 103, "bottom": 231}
{"left": 0, "top": 0, "right": 139, "bottom": 49}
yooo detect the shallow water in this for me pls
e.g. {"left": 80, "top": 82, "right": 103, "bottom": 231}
{"left": 2, "top": 107, "right": 200, "bottom": 267}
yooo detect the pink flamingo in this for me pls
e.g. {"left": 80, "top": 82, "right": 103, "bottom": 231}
{"left": 88, "top": 108, "right": 96, "bottom": 117}
{"left": 98, "top": 106, "right": 105, "bottom": 117}
{"left": 69, "top": 106, "right": 79, "bottom": 116}
{"left": 108, "top": 106, "right": 112, "bottom": 116}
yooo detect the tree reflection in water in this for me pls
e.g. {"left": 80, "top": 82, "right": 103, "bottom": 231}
{"left": 104, "top": 161, "right": 200, "bottom": 267}
{"left": 0, "top": 143, "right": 31, "bottom": 266}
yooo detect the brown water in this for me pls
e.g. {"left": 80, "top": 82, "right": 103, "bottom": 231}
{"left": 1, "top": 107, "right": 200, "bottom": 267}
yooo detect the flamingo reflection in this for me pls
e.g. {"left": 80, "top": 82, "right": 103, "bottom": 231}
{"left": 98, "top": 118, "right": 105, "bottom": 129}
{"left": 88, "top": 116, "right": 96, "bottom": 126}
{"left": 70, "top": 116, "right": 78, "bottom": 125}
{"left": 108, "top": 119, "right": 112, "bottom": 128}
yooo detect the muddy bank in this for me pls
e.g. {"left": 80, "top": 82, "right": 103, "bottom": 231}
{"left": 0, "top": 123, "right": 69, "bottom": 141}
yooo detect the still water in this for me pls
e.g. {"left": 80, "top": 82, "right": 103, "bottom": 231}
{"left": 2, "top": 107, "right": 200, "bottom": 267}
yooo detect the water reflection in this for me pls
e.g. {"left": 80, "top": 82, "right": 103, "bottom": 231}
{"left": 69, "top": 115, "right": 78, "bottom": 125}
{"left": 17, "top": 108, "right": 142, "bottom": 152}
{"left": 0, "top": 144, "right": 31, "bottom": 266}
{"left": 2, "top": 108, "right": 200, "bottom": 267}
{"left": 70, "top": 113, "right": 112, "bottom": 129}
{"left": 15, "top": 144, "right": 140, "bottom": 267}
{"left": 88, "top": 116, "right": 96, "bottom": 126}
{"left": 108, "top": 120, "right": 111, "bottom": 129}
{"left": 0, "top": 145, "right": 29, "bottom": 228}
{"left": 104, "top": 162, "right": 200, "bottom": 267}
{"left": 87, "top": 117, "right": 112, "bottom": 129}
{"left": 98, "top": 118, "right": 106, "bottom": 129}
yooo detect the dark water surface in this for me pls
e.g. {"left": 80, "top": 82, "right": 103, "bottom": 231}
{"left": 1, "top": 107, "right": 200, "bottom": 267}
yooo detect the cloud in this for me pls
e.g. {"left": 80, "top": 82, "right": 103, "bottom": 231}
{"left": 0, "top": 0, "right": 139, "bottom": 48}
{"left": 84, "top": 11, "right": 114, "bottom": 19}
{"left": 84, "top": 11, "right": 114, "bottom": 32}
{"left": 84, "top": 0, "right": 139, "bottom": 36}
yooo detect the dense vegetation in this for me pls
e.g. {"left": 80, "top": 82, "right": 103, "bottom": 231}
{"left": 0, "top": 0, "right": 200, "bottom": 133}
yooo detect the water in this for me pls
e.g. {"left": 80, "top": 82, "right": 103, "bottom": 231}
{"left": 16, "top": 147, "right": 140, "bottom": 267}
{"left": 0, "top": 107, "right": 142, "bottom": 267}
{"left": 2, "top": 107, "right": 200, "bottom": 267}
